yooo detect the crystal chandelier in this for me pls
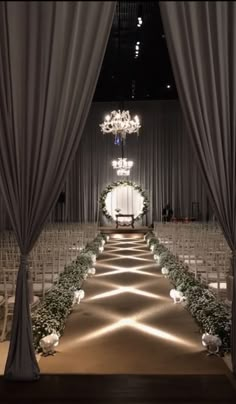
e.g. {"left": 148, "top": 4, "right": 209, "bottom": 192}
{"left": 112, "top": 157, "right": 134, "bottom": 176}
{"left": 100, "top": 110, "right": 141, "bottom": 145}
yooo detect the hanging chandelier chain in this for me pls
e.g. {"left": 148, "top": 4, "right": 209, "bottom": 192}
{"left": 99, "top": 2, "right": 140, "bottom": 177}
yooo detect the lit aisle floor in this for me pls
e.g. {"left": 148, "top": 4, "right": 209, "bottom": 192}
{"left": 39, "top": 233, "right": 231, "bottom": 375}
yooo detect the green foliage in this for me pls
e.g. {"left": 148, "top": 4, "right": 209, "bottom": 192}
{"left": 149, "top": 235, "right": 231, "bottom": 352}
{"left": 144, "top": 231, "right": 155, "bottom": 241}
{"left": 32, "top": 234, "right": 105, "bottom": 352}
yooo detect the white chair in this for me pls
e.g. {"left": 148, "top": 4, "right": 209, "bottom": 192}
{"left": 0, "top": 268, "right": 39, "bottom": 341}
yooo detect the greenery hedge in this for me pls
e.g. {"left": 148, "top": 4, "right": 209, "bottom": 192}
{"left": 32, "top": 233, "right": 107, "bottom": 352}
{"left": 145, "top": 231, "right": 231, "bottom": 352}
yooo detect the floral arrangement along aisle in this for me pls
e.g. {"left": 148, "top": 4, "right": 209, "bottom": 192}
{"left": 145, "top": 232, "right": 231, "bottom": 353}
{"left": 32, "top": 233, "right": 107, "bottom": 352}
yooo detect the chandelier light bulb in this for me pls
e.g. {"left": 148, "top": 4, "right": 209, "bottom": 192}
{"left": 117, "top": 168, "right": 130, "bottom": 176}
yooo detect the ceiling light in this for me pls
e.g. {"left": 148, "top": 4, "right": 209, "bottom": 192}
{"left": 112, "top": 158, "right": 134, "bottom": 176}
{"left": 100, "top": 4, "right": 141, "bottom": 146}
{"left": 100, "top": 110, "right": 141, "bottom": 144}
{"left": 166, "top": 84, "right": 171, "bottom": 89}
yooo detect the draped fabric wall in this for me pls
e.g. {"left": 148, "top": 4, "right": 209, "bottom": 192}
{"left": 159, "top": 1, "right": 236, "bottom": 373}
{"left": 0, "top": 1, "right": 115, "bottom": 380}
{"left": 0, "top": 195, "right": 11, "bottom": 231}
{"left": 65, "top": 100, "right": 210, "bottom": 225}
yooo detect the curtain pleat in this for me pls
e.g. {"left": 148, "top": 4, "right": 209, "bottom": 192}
{"left": 0, "top": 1, "right": 115, "bottom": 380}
{"left": 160, "top": 1, "right": 236, "bottom": 372}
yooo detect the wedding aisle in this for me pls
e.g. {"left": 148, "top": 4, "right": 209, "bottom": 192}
{"left": 39, "top": 233, "right": 229, "bottom": 375}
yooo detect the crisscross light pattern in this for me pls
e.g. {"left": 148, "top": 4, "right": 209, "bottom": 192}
{"left": 69, "top": 237, "right": 200, "bottom": 352}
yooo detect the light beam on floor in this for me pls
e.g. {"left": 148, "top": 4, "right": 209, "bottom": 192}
{"left": 126, "top": 320, "right": 198, "bottom": 349}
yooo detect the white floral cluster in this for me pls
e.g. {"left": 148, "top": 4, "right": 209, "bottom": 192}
{"left": 144, "top": 232, "right": 231, "bottom": 353}
{"left": 32, "top": 233, "right": 107, "bottom": 353}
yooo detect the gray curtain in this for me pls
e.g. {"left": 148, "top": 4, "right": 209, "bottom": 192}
{"left": 0, "top": 193, "right": 11, "bottom": 231}
{"left": 159, "top": 1, "right": 236, "bottom": 372}
{"left": 65, "top": 100, "right": 210, "bottom": 225}
{"left": 0, "top": 1, "right": 115, "bottom": 380}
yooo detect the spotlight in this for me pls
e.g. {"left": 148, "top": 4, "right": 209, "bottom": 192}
{"left": 154, "top": 254, "right": 161, "bottom": 265}
{"left": 73, "top": 289, "right": 85, "bottom": 304}
{"left": 39, "top": 331, "right": 60, "bottom": 356}
{"left": 169, "top": 288, "right": 186, "bottom": 304}
{"left": 202, "top": 333, "right": 222, "bottom": 355}
{"left": 91, "top": 254, "right": 96, "bottom": 264}
{"left": 88, "top": 267, "right": 96, "bottom": 277}
{"left": 161, "top": 267, "right": 169, "bottom": 277}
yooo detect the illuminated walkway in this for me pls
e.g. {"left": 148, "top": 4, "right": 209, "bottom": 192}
{"left": 40, "top": 233, "right": 229, "bottom": 374}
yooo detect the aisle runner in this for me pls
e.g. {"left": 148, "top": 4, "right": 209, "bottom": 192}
{"left": 40, "top": 233, "right": 229, "bottom": 374}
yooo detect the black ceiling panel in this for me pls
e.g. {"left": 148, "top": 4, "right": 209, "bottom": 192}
{"left": 93, "top": 1, "right": 178, "bottom": 102}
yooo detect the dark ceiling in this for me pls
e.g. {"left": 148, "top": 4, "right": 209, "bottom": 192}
{"left": 93, "top": 1, "right": 178, "bottom": 102}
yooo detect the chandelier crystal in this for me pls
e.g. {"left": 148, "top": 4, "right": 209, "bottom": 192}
{"left": 112, "top": 157, "right": 134, "bottom": 176}
{"left": 100, "top": 110, "right": 141, "bottom": 144}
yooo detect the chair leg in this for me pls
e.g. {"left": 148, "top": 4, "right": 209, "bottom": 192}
{"left": 0, "top": 306, "right": 8, "bottom": 342}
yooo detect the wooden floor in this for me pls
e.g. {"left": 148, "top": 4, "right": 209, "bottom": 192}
{"left": 1, "top": 374, "right": 236, "bottom": 403}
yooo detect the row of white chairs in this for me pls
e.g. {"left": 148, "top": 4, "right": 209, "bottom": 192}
{"left": 153, "top": 221, "right": 231, "bottom": 302}
{"left": 0, "top": 222, "right": 98, "bottom": 341}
